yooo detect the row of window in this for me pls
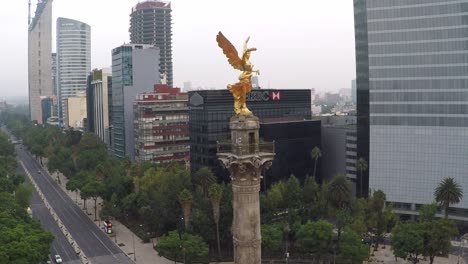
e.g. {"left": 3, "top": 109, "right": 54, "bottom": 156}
{"left": 370, "top": 79, "right": 468, "bottom": 90}
{"left": 369, "top": 14, "right": 468, "bottom": 32}
{"left": 371, "top": 104, "right": 468, "bottom": 114}
{"left": 367, "top": 2, "right": 468, "bottom": 20}
{"left": 369, "top": 25, "right": 468, "bottom": 43}
{"left": 371, "top": 65, "right": 468, "bottom": 78}
{"left": 367, "top": 0, "right": 457, "bottom": 9}
{"left": 370, "top": 53, "right": 468, "bottom": 66}
{"left": 371, "top": 91, "right": 468, "bottom": 101}
{"left": 371, "top": 116, "right": 468, "bottom": 127}
{"left": 369, "top": 39, "right": 468, "bottom": 55}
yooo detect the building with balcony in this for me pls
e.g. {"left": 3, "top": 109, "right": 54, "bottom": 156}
{"left": 130, "top": 0, "right": 173, "bottom": 87}
{"left": 134, "top": 84, "right": 188, "bottom": 163}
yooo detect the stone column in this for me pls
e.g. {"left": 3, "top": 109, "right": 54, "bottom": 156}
{"left": 218, "top": 115, "right": 275, "bottom": 264}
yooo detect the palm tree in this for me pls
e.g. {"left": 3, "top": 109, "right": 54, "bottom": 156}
{"left": 122, "top": 157, "right": 132, "bottom": 177}
{"left": 434, "top": 177, "right": 463, "bottom": 219}
{"left": 356, "top": 158, "right": 368, "bottom": 197}
{"left": 178, "top": 189, "right": 193, "bottom": 229}
{"left": 195, "top": 167, "right": 216, "bottom": 197}
{"left": 208, "top": 183, "right": 224, "bottom": 259}
{"left": 311, "top": 147, "right": 322, "bottom": 178}
{"left": 328, "top": 174, "right": 352, "bottom": 209}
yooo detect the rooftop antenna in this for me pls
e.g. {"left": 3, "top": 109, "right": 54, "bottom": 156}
{"left": 28, "top": 0, "right": 31, "bottom": 25}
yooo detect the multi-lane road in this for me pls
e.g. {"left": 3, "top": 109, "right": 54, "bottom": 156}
{"left": 6, "top": 128, "right": 134, "bottom": 264}
{"left": 27, "top": 172, "right": 81, "bottom": 264}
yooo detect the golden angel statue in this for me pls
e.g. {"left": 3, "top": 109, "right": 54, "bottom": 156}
{"left": 217, "top": 31, "right": 260, "bottom": 115}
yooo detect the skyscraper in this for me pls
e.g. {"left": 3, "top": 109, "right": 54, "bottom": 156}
{"left": 56, "top": 17, "right": 91, "bottom": 127}
{"left": 28, "top": 0, "right": 53, "bottom": 124}
{"left": 354, "top": 1, "right": 468, "bottom": 218}
{"left": 111, "top": 44, "right": 160, "bottom": 160}
{"left": 130, "top": 0, "right": 173, "bottom": 87}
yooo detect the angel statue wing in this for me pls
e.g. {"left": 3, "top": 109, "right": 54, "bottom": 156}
{"left": 216, "top": 32, "right": 244, "bottom": 71}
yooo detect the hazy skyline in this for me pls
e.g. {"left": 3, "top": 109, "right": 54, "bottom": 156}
{"left": 1, "top": 0, "right": 356, "bottom": 97}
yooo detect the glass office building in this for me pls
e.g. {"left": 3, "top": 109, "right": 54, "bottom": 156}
{"left": 355, "top": 0, "right": 468, "bottom": 217}
{"left": 188, "top": 89, "right": 312, "bottom": 181}
{"left": 56, "top": 18, "right": 91, "bottom": 127}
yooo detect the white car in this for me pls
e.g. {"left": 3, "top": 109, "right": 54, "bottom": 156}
{"left": 54, "top": 255, "right": 62, "bottom": 263}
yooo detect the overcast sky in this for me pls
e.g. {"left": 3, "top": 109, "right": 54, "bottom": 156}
{"left": 0, "top": 0, "right": 356, "bottom": 97}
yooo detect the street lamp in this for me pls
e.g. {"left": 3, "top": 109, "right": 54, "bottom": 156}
{"left": 132, "top": 232, "right": 136, "bottom": 261}
{"left": 284, "top": 224, "right": 290, "bottom": 264}
{"left": 177, "top": 216, "right": 186, "bottom": 264}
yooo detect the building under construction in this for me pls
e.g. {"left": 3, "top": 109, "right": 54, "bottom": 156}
{"left": 130, "top": 0, "right": 173, "bottom": 88}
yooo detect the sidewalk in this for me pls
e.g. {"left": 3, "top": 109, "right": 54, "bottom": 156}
{"left": 367, "top": 245, "right": 465, "bottom": 264}
{"left": 41, "top": 158, "right": 174, "bottom": 264}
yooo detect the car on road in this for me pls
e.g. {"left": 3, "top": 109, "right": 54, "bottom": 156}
{"left": 38, "top": 170, "right": 41, "bottom": 174}
{"left": 54, "top": 255, "right": 62, "bottom": 263}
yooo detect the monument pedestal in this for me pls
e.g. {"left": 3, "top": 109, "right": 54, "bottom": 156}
{"left": 217, "top": 114, "right": 275, "bottom": 264}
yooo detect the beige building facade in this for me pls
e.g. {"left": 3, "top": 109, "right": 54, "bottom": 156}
{"left": 66, "top": 93, "right": 87, "bottom": 129}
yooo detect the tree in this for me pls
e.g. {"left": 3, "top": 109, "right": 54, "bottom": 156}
{"left": 391, "top": 222, "right": 425, "bottom": 264}
{"left": 296, "top": 220, "right": 333, "bottom": 261}
{"left": 285, "top": 175, "right": 302, "bottom": 211}
{"left": 208, "top": 183, "right": 223, "bottom": 258}
{"left": 195, "top": 167, "right": 215, "bottom": 197}
{"left": 156, "top": 230, "right": 209, "bottom": 263}
{"left": 138, "top": 164, "right": 191, "bottom": 234}
{"left": 356, "top": 158, "right": 368, "bottom": 197}
{"left": 418, "top": 203, "right": 438, "bottom": 222}
{"left": 66, "top": 172, "right": 88, "bottom": 204}
{"left": 303, "top": 176, "right": 319, "bottom": 220}
{"left": 328, "top": 174, "right": 352, "bottom": 209}
{"left": 310, "top": 146, "right": 321, "bottom": 178}
{"left": 336, "top": 209, "right": 353, "bottom": 247}
{"left": 370, "top": 190, "right": 386, "bottom": 250}
{"left": 422, "top": 219, "right": 458, "bottom": 264}
{"left": 81, "top": 178, "right": 105, "bottom": 221}
{"left": 434, "top": 177, "right": 463, "bottom": 219}
{"left": 0, "top": 212, "right": 54, "bottom": 264}
{"left": 261, "top": 224, "right": 283, "bottom": 256}
{"left": 178, "top": 189, "right": 193, "bottom": 230}
{"left": 339, "top": 228, "right": 368, "bottom": 264}
{"left": 14, "top": 184, "right": 33, "bottom": 209}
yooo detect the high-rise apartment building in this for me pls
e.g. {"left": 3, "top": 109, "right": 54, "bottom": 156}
{"left": 134, "top": 84, "right": 189, "bottom": 163}
{"left": 56, "top": 17, "right": 91, "bottom": 127}
{"left": 111, "top": 44, "right": 160, "bottom": 160}
{"left": 130, "top": 0, "right": 173, "bottom": 87}
{"left": 28, "top": 0, "right": 53, "bottom": 124}
{"left": 355, "top": 0, "right": 468, "bottom": 218}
